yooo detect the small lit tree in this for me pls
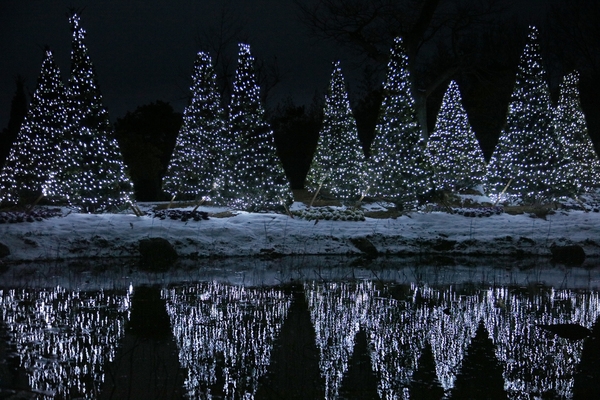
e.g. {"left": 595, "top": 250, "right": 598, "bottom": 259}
{"left": 485, "top": 26, "right": 562, "bottom": 203}
{"left": 163, "top": 51, "right": 227, "bottom": 201}
{"left": 369, "top": 37, "right": 432, "bottom": 208}
{"left": 305, "top": 61, "right": 366, "bottom": 203}
{"left": 426, "top": 80, "right": 486, "bottom": 192}
{"left": 44, "top": 12, "right": 133, "bottom": 212}
{"left": 554, "top": 71, "right": 600, "bottom": 194}
{"left": 227, "top": 43, "right": 292, "bottom": 211}
{"left": 0, "top": 49, "right": 66, "bottom": 206}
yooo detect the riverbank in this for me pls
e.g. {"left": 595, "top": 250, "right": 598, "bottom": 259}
{"left": 1, "top": 202, "right": 599, "bottom": 265}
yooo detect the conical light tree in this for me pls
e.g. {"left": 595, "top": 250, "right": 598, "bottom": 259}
{"left": 226, "top": 43, "right": 292, "bottom": 212}
{"left": 305, "top": 61, "right": 367, "bottom": 203}
{"left": 0, "top": 49, "right": 66, "bottom": 206}
{"left": 45, "top": 12, "right": 133, "bottom": 212}
{"left": 554, "top": 71, "right": 600, "bottom": 194}
{"left": 163, "top": 51, "right": 227, "bottom": 201}
{"left": 426, "top": 80, "right": 486, "bottom": 192}
{"left": 369, "top": 37, "right": 432, "bottom": 208}
{"left": 485, "top": 26, "right": 563, "bottom": 203}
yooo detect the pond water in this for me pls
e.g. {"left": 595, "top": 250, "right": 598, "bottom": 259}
{"left": 1, "top": 257, "right": 600, "bottom": 399}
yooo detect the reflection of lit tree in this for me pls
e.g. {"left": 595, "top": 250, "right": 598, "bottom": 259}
{"left": 162, "top": 282, "right": 291, "bottom": 399}
{"left": 410, "top": 341, "right": 444, "bottom": 400}
{"left": 338, "top": 328, "right": 379, "bottom": 399}
{"left": 0, "top": 287, "right": 131, "bottom": 399}
{"left": 304, "top": 281, "right": 371, "bottom": 399}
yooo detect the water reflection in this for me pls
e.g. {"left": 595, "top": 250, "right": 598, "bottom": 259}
{"left": 1, "top": 261, "right": 599, "bottom": 399}
{"left": 0, "top": 286, "right": 131, "bottom": 399}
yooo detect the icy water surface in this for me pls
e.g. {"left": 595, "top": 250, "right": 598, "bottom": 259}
{"left": 1, "top": 257, "right": 600, "bottom": 399}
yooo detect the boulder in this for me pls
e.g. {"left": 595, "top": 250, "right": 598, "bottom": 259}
{"left": 349, "top": 237, "right": 379, "bottom": 259}
{"left": 551, "top": 245, "right": 585, "bottom": 266}
{"left": 0, "top": 242, "right": 9, "bottom": 258}
{"left": 138, "top": 237, "right": 178, "bottom": 271}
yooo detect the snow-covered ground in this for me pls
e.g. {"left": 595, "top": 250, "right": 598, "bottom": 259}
{"left": 1, "top": 201, "right": 599, "bottom": 265}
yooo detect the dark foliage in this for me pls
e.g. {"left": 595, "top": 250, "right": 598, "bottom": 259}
{"left": 0, "top": 76, "right": 28, "bottom": 169}
{"left": 0, "top": 207, "right": 62, "bottom": 224}
{"left": 114, "top": 101, "right": 181, "bottom": 201}
{"left": 149, "top": 209, "right": 209, "bottom": 222}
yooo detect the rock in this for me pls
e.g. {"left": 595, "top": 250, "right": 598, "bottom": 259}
{"left": 138, "top": 238, "right": 178, "bottom": 271}
{"left": 349, "top": 237, "right": 378, "bottom": 258}
{"left": 0, "top": 242, "right": 9, "bottom": 258}
{"left": 551, "top": 245, "right": 585, "bottom": 266}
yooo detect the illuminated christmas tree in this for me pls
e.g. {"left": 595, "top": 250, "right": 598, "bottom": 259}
{"left": 305, "top": 61, "right": 367, "bottom": 203}
{"left": 0, "top": 49, "right": 66, "bottom": 205}
{"left": 163, "top": 51, "right": 227, "bottom": 201}
{"left": 227, "top": 43, "right": 292, "bottom": 211}
{"left": 45, "top": 13, "right": 133, "bottom": 212}
{"left": 485, "top": 26, "right": 562, "bottom": 203}
{"left": 426, "top": 80, "right": 486, "bottom": 192}
{"left": 369, "top": 37, "right": 432, "bottom": 207}
{"left": 554, "top": 71, "right": 600, "bottom": 194}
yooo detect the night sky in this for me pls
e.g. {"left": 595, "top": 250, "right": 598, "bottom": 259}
{"left": 0, "top": 0, "right": 352, "bottom": 125}
{"left": 0, "top": 0, "right": 556, "bottom": 130}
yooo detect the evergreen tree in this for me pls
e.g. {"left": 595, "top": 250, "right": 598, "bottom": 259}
{"left": 305, "top": 61, "right": 366, "bottom": 203}
{"left": 369, "top": 37, "right": 432, "bottom": 208}
{"left": 554, "top": 71, "right": 600, "bottom": 194}
{"left": 0, "top": 49, "right": 66, "bottom": 205}
{"left": 426, "top": 80, "right": 486, "bottom": 193}
{"left": 45, "top": 12, "right": 132, "bottom": 212}
{"left": 0, "top": 76, "right": 28, "bottom": 170}
{"left": 485, "top": 26, "right": 562, "bottom": 204}
{"left": 163, "top": 51, "right": 227, "bottom": 201}
{"left": 227, "top": 43, "right": 292, "bottom": 211}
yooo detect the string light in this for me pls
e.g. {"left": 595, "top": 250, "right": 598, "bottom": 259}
{"left": 226, "top": 43, "right": 292, "bottom": 212}
{"left": 305, "top": 61, "right": 367, "bottom": 203}
{"left": 0, "top": 49, "right": 66, "bottom": 205}
{"left": 43, "top": 13, "right": 133, "bottom": 212}
{"left": 485, "top": 26, "right": 562, "bottom": 204}
{"left": 163, "top": 51, "right": 227, "bottom": 201}
{"left": 426, "top": 80, "right": 487, "bottom": 192}
{"left": 369, "top": 37, "right": 433, "bottom": 208}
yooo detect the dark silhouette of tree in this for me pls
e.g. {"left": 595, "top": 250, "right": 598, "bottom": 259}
{"left": 572, "top": 316, "right": 600, "bottom": 400}
{"left": 115, "top": 101, "right": 181, "bottom": 201}
{"left": 296, "top": 0, "right": 514, "bottom": 138}
{"left": 270, "top": 96, "right": 322, "bottom": 189}
{"left": 450, "top": 320, "right": 507, "bottom": 400}
{"left": 410, "top": 341, "right": 444, "bottom": 400}
{"left": 0, "top": 76, "right": 28, "bottom": 170}
{"left": 255, "top": 286, "right": 325, "bottom": 399}
{"left": 338, "top": 328, "right": 379, "bottom": 399}
{"left": 100, "top": 286, "right": 186, "bottom": 400}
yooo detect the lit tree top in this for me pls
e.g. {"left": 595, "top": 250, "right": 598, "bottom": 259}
{"left": 0, "top": 48, "right": 66, "bottom": 205}
{"left": 554, "top": 70, "right": 600, "bottom": 193}
{"left": 485, "top": 26, "right": 562, "bottom": 203}
{"left": 305, "top": 61, "right": 367, "bottom": 203}
{"left": 227, "top": 43, "right": 292, "bottom": 212}
{"left": 163, "top": 51, "right": 227, "bottom": 200}
{"left": 44, "top": 12, "right": 133, "bottom": 212}
{"left": 426, "top": 80, "right": 486, "bottom": 192}
{"left": 369, "top": 37, "right": 432, "bottom": 207}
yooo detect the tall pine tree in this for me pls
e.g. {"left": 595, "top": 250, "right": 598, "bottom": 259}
{"left": 163, "top": 51, "right": 227, "bottom": 201}
{"left": 0, "top": 49, "right": 66, "bottom": 205}
{"left": 45, "top": 12, "right": 132, "bottom": 212}
{"left": 554, "top": 71, "right": 600, "bottom": 194}
{"left": 369, "top": 37, "right": 432, "bottom": 208}
{"left": 305, "top": 61, "right": 366, "bottom": 203}
{"left": 485, "top": 26, "right": 562, "bottom": 204}
{"left": 426, "top": 80, "right": 486, "bottom": 193}
{"left": 227, "top": 43, "right": 292, "bottom": 212}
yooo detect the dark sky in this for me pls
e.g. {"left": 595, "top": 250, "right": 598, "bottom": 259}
{"left": 0, "top": 0, "right": 350, "bottom": 125}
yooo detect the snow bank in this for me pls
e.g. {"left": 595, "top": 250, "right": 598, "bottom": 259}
{"left": 0, "top": 203, "right": 599, "bottom": 264}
